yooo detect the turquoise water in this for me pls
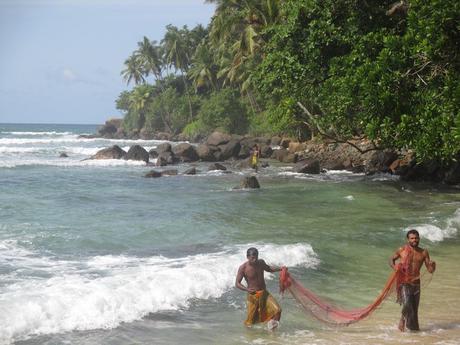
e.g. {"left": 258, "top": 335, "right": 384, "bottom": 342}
{"left": 1, "top": 123, "right": 459, "bottom": 345}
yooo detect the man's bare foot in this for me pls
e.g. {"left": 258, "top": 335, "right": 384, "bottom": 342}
{"left": 398, "top": 318, "right": 405, "bottom": 332}
{"left": 267, "top": 319, "right": 279, "bottom": 331}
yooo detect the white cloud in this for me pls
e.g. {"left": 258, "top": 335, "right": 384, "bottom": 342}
{"left": 62, "top": 68, "right": 77, "bottom": 81}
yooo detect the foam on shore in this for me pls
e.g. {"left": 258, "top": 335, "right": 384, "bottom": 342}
{"left": 0, "top": 242, "right": 318, "bottom": 344}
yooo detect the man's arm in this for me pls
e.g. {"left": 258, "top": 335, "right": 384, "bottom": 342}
{"left": 424, "top": 250, "right": 436, "bottom": 273}
{"left": 261, "top": 260, "right": 282, "bottom": 273}
{"left": 235, "top": 264, "right": 254, "bottom": 293}
{"left": 389, "top": 248, "right": 402, "bottom": 270}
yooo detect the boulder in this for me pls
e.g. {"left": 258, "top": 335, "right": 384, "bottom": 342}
{"left": 90, "top": 145, "right": 126, "bottom": 160}
{"left": 144, "top": 170, "right": 162, "bottom": 178}
{"left": 183, "top": 167, "right": 198, "bottom": 175}
{"left": 196, "top": 144, "right": 216, "bottom": 161}
{"left": 156, "top": 151, "right": 176, "bottom": 166}
{"left": 125, "top": 145, "right": 149, "bottom": 163}
{"left": 272, "top": 148, "right": 289, "bottom": 162}
{"left": 97, "top": 118, "right": 122, "bottom": 137}
{"left": 239, "top": 176, "right": 260, "bottom": 189}
{"left": 365, "top": 150, "right": 399, "bottom": 175}
{"left": 260, "top": 145, "right": 273, "bottom": 158}
{"left": 237, "top": 145, "right": 251, "bottom": 159}
{"left": 161, "top": 169, "right": 178, "bottom": 176}
{"left": 219, "top": 139, "right": 241, "bottom": 160}
{"left": 444, "top": 162, "right": 460, "bottom": 185}
{"left": 150, "top": 143, "right": 172, "bottom": 158}
{"left": 208, "top": 163, "right": 227, "bottom": 171}
{"left": 283, "top": 153, "right": 298, "bottom": 164}
{"left": 59, "top": 152, "right": 68, "bottom": 158}
{"left": 296, "top": 160, "right": 320, "bottom": 174}
{"left": 206, "top": 131, "right": 232, "bottom": 146}
{"left": 172, "top": 143, "right": 199, "bottom": 162}
{"left": 280, "top": 138, "right": 291, "bottom": 149}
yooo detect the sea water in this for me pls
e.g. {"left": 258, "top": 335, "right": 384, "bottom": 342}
{"left": 0, "top": 123, "right": 459, "bottom": 345}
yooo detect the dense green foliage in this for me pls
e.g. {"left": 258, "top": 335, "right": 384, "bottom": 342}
{"left": 116, "top": 0, "right": 459, "bottom": 163}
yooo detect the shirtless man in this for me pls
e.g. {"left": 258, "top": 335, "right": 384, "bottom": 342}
{"left": 389, "top": 229, "right": 436, "bottom": 331}
{"left": 235, "top": 247, "right": 283, "bottom": 329}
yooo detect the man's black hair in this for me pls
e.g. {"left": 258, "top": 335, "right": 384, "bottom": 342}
{"left": 247, "top": 247, "right": 258, "bottom": 257}
{"left": 406, "top": 229, "right": 420, "bottom": 238}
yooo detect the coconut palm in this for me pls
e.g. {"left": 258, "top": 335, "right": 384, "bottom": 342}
{"left": 121, "top": 54, "right": 145, "bottom": 85}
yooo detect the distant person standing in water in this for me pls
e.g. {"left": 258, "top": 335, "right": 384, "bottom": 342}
{"left": 389, "top": 229, "right": 436, "bottom": 331}
{"left": 235, "top": 247, "right": 283, "bottom": 330}
{"left": 251, "top": 144, "right": 261, "bottom": 172}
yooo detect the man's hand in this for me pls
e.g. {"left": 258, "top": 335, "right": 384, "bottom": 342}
{"left": 428, "top": 260, "right": 436, "bottom": 273}
{"left": 247, "top": 287, "right": 256, "bottom": 294}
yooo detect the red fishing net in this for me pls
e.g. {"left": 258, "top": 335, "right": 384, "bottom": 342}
{"left": 279, "top": 245, "right": 429, "bottom": 326}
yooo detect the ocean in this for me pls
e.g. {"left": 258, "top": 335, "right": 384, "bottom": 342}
{"left": 1, "top": 123, "right": 459, "bottom": 345}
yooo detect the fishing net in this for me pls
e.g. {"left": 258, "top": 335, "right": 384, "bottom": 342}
{"left": 279, "top": 245, "right": 431, "bottom": 326}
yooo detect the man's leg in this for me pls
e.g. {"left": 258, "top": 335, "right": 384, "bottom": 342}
{"left": 405, "top": 285, "right": 420, "bottom": 331}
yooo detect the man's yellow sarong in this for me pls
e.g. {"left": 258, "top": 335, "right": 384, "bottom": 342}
{"left": 244, "top": 290, "right": 281, "bottom": 326}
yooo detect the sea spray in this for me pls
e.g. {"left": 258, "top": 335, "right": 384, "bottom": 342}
{"left": 0, "top": 243, "right": 318, "bottom": 343}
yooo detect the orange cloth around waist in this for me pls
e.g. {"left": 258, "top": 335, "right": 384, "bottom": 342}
{"left": 245, "top": 290, "right": 281, "bottom": 326}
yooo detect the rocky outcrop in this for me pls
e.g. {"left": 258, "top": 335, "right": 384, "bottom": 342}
{"left": 144, "top": 170, "right": 162, "bottom": 178}
{"left": 156, "top": 151, "right": 176, "bottom": 166}
{"left": 97, "top": 118, "right": 122, "bottom": 138}
{"left": 183, "top": 167, "right": 198, "bottom": 175}
{"left": 207, "top": 131, "right": 232, "bottom": 146}
{"left": 161, "top": 169, "right": 178, "bottom": 176}
{"left": 196, "top": 144, "right": 216, "bottom": 161}
{"left": 239, "top": 176, "right": 260, "bottom": 189}
{"left": 296, "top": 160, "right": 320, "bottom": 174}
{"left": 126, "top": 145, "right": 149, "bottom": 163}
{"left": 219, "top": 139, "right": 241, "bottom": 160}
{"left": 90, "top": 145, "right": 126, "bottom": 160}
{"left": 172, "top": 143, "right": 199, "bottom": 162}
{"left": 150, "top": 143, "right": 172, "bottom": 158}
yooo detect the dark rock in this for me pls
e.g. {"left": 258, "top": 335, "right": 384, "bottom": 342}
{"left": 78, "top": 134, "right": 98, "bottom": 139}
{"left": 296, "top": 160, "right": 320, "bottom": 174}
{"left": 59, "top": 152, "right": 68, "bottom": 158}
{"left": 260, "top": 145, "right": 273, "bottom": 158}
{"left": 444, "top": 162, "right": 460, "bottom": 185}
{"left": 183, "top": 167, "right": 198, "bottom": 175}
{"left": 156, "top": 152, "right": 176, "bottom": 166}
{"left": 239, "top": 176, "right": 260, "bottom": 189}
{"left": 261, "top": 162, "right": 270, "bottom": 168}
{"left": 90, "top": 145, "right": 126, "bottom": 160}
{"left": 208, "top": 163, "right": 227, "bottom": 171}
{"left": 206, "top": 131, "right": 232, "bottom": 146}
{"left": 219, "top": 139, "right": 241, "bottom": 160}
{"left": 144, "top": 170, "right": 162, "bottom": 178}
{"left": 212, "top": 150, "right": 223, "bottom": 162}
{"left": 280, "top": 138, "right": 291, "bottom": 149}
{"left": 196, "top": 144, "right": 216, "bottom": 161}
{"left": 97, "top": 118, "right": 122, "bottom": 137}
{"left": 237, "top": 145, "right": 251, "bottom": 159}
{"left": 322, "top": 159, "right": 345, "bottom": 170}
{"left": 150, "top": 143, "right": 172, "bottom": 158}
{"left": 352, "top": 165, "right": 365, "bottom": 173}
{"left": 365, "top": 150, "right": 399, "bottom": 174}
{"left": 161, "top": 169, "right": 178, "bottom": 176}
{"left": 172, "top": 143, "right": 199, "bottom": 162}
{"left": 125, "top": 145, "right": 149, "bottom": 163}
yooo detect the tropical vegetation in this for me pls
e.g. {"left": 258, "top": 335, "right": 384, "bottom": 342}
{"left": 116, "top": 0, "right": 459, "bottom": 163}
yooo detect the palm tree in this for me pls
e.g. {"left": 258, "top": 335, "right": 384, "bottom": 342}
{"left": 129, "top": 84, "right": 151, "bottom": 129}
{"left": 136, "top": 36, "right": 165, "bottom": 86}
{"left": 188, "top": 42, "right": 219, "bottom": 91}
{"left": 162, "top": 25, "right": 194, "bottom": 121}
{"left": 121, "top": 54, "right": 145, "bottom": 85}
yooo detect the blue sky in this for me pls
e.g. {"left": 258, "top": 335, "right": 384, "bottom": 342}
{"left": 0, "top": 0, "right": 215, "bottom": 124}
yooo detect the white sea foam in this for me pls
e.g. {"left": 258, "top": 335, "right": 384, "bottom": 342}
{"left": 1, "top": 131, "right": 73, "bottom": 136}
{"left": 0, "top": 242, "right": 318, "bottom": 343}
{"left": 344, "top": 195, "right": 355, "bottom": 201}
{"left": 0, "top": 158, "right": 147, "bottom": 168}
{"left": 404, "top": 209, "right": 459, "bottom": 242}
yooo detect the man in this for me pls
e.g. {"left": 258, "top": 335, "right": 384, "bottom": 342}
{"left": 250, "top": 144, "right": 261, "bottom": 172}
{"left": 235, "top": 247, "right": 283, "bottom": 330}
{"left": 389, "top": 229, "right": 436, "bottom": 332}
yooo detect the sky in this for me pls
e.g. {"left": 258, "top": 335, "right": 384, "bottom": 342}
{"left": 0, "top": 0, "right": 215, "bottom": 124}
